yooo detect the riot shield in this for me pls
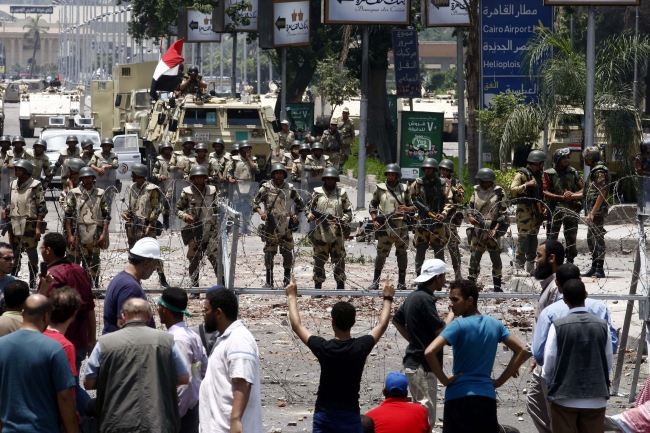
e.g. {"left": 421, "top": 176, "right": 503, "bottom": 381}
{"left": 169, "top": 178, "right": 190, "bottom": 231}
{"left": 228, "top": 181, "right": 259, "bottom": 235}
{"left": 0, "top": 166, "right": 9, "bottom": 209}
{"left": 298, "top": 170, "right": 312, "bottom": 234}
{"left": 96, "top": 168, "right": 117, "bottom": 213}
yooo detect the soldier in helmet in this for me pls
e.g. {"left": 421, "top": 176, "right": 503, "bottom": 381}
{"left": 274, "top": 120, "right": 294, "bottom": 164}
{"left": 26, "top": 139, "right": 53, "bottom": 189}
{"left": 179, "top": 65, "right": 207, "bottom": 95}
{"left": 80, "top": 139, "right": 95, "bottom": 165}
{"left": 337, "top": 107, "right": 355, "bottom": 166}
{"left": 2, "top": 159, "right": 47, "bottom": 288}
{"left": 176, "top": 165, "right": 221, "bottom": 294}
{"left": 321, "top": 120, "right": 343, "bottom": 170}
{"left": 467, "top": 168, "right": 508, "bottom": 292}
{"left": 510, "top": 149, "right": 546, "bottom": 276}
{"left": 409, "top": 158, "right": 453, "bottom": 276}
{"left": 225, "top": 141, "right": 259, "bottom": 182}
{"left": 122, "top": 163, "right": 169, "bottom": 287}
{"left": 184, "top": 143, "right": 218, "bottom": 184}
{"left": 252, "top": 163, "right": 304, "bottom": 288}
{"left": 307, "top": 167, "right": 352, "bottom": 292}
{"left": 64, "top": 166, "right": 110, "bottom": 288}
{"left": 89, "top": 137, "right": 119, "bottom": 211}
{"left": 54, "top": 135, "right": 82, "bottom": 184}
{"left": 582, "top": 146, "right": 609, "bottom": 278}
{"left": 59, "top": 158, "right": 86, "bottom": 207}
{"left": 292, "top": 142, "right": 311, "bottom": 182}
{"left": 4, "top": 136, "right": 28, "bottom": 183}
{"left": 543, "top": 148, "right": 584, "bottom": 263}
{"left": 636, "top": 137, "right": 650, "bottom": 176}
{"left": 170, "top": 137, "right": 197, "bottom": 173}
{"left": 368, "top": 164, "right": 415, "bottom": 290}
{"left": 439, "top": 158, "right": 466, "bottom": 280}
{"left": 152, "top": 141, "right": 174, "bottom": 229}
{"left": 216, "top": 142, "right": 237, "bottom": 197}
{"left": 304, "top": 142, "right": 332, "bottom": 181}
{"left": 281, "top": 140, "right": 301, "bottom": 171}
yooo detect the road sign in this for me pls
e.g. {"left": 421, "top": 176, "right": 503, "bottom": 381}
{"left": 545, "top": 0, "right": 637, "bottom": 4}
{"left": 426, "top": 0, "right": 469, "bottom": 27}
{"left": 399, "top": 111, "right": 443, "bottom": 179}
{"left": 212, "top": 0, "right": 259, "bottom": 32}
{"left": 392, "top": 30, "right": 421, "bottom": 98}
{"left": 10, "top": 6, "right": 53, "bottom": 14}
{"left": 286, "top": 103, "right": 314, "bottom": 133}
{"left": 272, "top": 0, "right": 310, "bottom": 47}
{"left": 324, "top": 0, "right": 410, "bottom": 24}
{"left": 179, "top": 8, "right": 222, "bottom": 42}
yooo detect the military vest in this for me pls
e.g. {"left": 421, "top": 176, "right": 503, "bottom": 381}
{"left": 517, "top": 166, "right": 544, "bottom": 201}
{"left": 70, "top": 186, "right": 105, "bottom": 244}
{"left": 81, "top": 152, "right": 93, "bottom": 166}
{"left": 282, "top": 152, "right": 294, "bottom": 169}
{"left": 293, "top": 157, "right": 306, "bottom": 179}
{"left": 232, "top": 156, "right": 256, "bottom": 181}
{"left": 92, "top": 151, "right": 118, "bottom": 186}
{"left": 25, "top": 149, "right": 49, "bottom": 180}
{"left": 321, "top": 130, "right": 340, "bottom": 152}
{"left": 377, "top": 182, "right": 408, "bottom": 216}
{"left": 263, "top": 180, "right": 294, "bottom": 235}
{"left": 188, "top": 158, "right": 211, "bottom": 173}
{"left": 128, "top": 182, "right": 158, "bottom": 220}
{"left": 337, "top": 117, "right": 354, "bottom": 140}
{"left": 312, "top": 186, "right": 346, "bottom": 241}
{"left": 545, "top": 166, "right": 582, "bottom": 211}
{"left": 414, "top": 177, "right": 445, "bottom": 214}
{"left": 9, "top": 177, "right": 40, "bottom": 236}
{"left": 182, "top": 184, "right": 218, "bottom": 233}
{"left": 210, "top": 151, "right": 228, "bottom": 169}
{"left": 473, "top": 185, "right": 504, "bottom": 223}
{"left": 586, "top": 164, "right": 609, "bottom": 215}
{"left": 156, "top": 155, "right": 171, "bottom": 178}
{"left": 6, "top": 149, "right": 27, "bottom": 181}
{"left": 306, "top": 155, "right": 329, "bottom": 178}
{"left": 59, "top": 147, "right": 81, "bottom": 179}
{"left": 278, "top": 131, "right": 294, "bottom": 150}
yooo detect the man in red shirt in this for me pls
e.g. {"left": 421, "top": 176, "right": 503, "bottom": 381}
{"left": 366, "top": 372, "right": 430, "bottom": 433}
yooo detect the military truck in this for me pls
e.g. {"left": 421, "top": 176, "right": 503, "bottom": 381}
{"left": 18, "top": 85, "right": 85, "bottom": 138}
{"left": 5, "top": 79, "right": 44, "bottom": 103}
{"left": 408, "top": 92, "right": 461, "bottom": 142}
{"left": 143, "top": 92, "right": 279, "bottom": 175}
{"left": 90, "top": 61, "right": 158, "bottom": 151}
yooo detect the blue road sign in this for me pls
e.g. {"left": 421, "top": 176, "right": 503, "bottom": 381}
{"left": 393, "top": 29, "right": 421, "bottom": 99}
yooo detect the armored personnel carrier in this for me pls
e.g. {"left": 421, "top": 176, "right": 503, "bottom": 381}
{"left": 19, "top": 84, "right": 85, "bottom": 138}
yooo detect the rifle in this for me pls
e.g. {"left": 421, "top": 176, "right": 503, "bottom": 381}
{"left": 263, "top": 213, "right": 280, "bottom": 244}
{"left": 373, "top": 212, "right": 396, "bottom": 225}
{"left": 465, "top": 208, "right": 490, "bottom": 231}
{"left": 413, "top": 199, "right": 441, "bottom": 220}
{"left": 181, "top": 220, "right": 204, "bottom": 245}
{"left": 311, "top": 208, "right": 342, "bottom": 230}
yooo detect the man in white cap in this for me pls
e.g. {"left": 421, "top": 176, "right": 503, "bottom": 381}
{"left": 392, "top": 259, "right": 454, "bottom": 431}
{"left": 275, "top": 119, "right": 294, "bottom": 164}
{"left": 102, "top": 237, "right": 162, "bottom": 334}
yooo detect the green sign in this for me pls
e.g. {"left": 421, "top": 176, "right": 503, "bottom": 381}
{"left": 399, "top": 111, "right": 444, "bottom": 179}
{"left": 387, "top": 95, "right": 398, "bottom": 127}
{"left": 286, "top": 103, "right": 314, "bottom": 134}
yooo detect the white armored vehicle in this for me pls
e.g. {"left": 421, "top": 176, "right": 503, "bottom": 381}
{"left": 19, "top": 84, "right": 85, "bottom": 137}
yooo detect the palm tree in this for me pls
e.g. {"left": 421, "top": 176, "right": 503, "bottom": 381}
{"left": 23, "top": 14, "right": 48, "bottom": 78}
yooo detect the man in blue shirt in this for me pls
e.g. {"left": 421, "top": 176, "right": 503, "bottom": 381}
{"left": 0, "top": 294, "right": 77, "bottom": 433}
{"left": 424, "top": 280, "right": 530, "bottom": 433}
{"left": 532, "top": 263, "right": 618, "bottom": 366}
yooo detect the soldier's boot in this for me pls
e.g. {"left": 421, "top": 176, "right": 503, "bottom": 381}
{"left": 582, "top": 260, "right": 599, "bottom": 278}
{"left": 159, "top": 273, "right": 171, "bottom": 289}
{"left": 163, "top": 214, "right": 170, "bottom": 230}
{"left": 493, "top": 277, "right": 503, "bottom": 293}
{"left": 313, "top": 282, "right": 323, "bottom": 299}
{"left": 595, "top": 259, "right": 606, "bottom": 278}
{"left": 414, "top": 244, "right": 428, "bottom": 276}
{"left": 566, "top": 257, "right": 574, "bottom": 264}
{"left": 454, "top": 268, "right": 462, "bottom": 281}
{"left": 397, "top": 254, "right": 408, "bottom": 290}
{"left": 514, "top": 262, "right": 528, "bottom": 277}
{"left": 283, "top": 269, "right": 291, "bottom": 288}
{"left": 336, "top": 280, "right": 344, "bottom": 290}
{"left": 93, "top": 276, "right": 105, "bottom": 299}
{"left": 525, "top": 261, "right": 535, "bottom": 276}
{"left": 367, "top": 269, "right": 382, "bottom": 291}
{"left": 28, "top": 267, "right": 37, "bottom": 291}
{"left": 264, "top": 268, "right": 273, "bottom": 288}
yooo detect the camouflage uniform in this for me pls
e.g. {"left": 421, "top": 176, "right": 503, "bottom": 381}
{"left": 184, "top": 157, "right": 219, "bottom": 184}
{"left": 445, "top": 177, "right": 466, "bottom": 279}
{"left": 152, "top": 154, "right": 173, "bottom": 219}
{"left": 167, "top": 150, "right": 197, "bottom": 215}
{"left": 369, "top": 182, "right": 413, "bottom": 285}
{"left": 409, "top": 176, "right": 453, "bottom": 275}
{"left": 337, "top": 116, "right": 354, "bottom": 163}
{"left": 226, "top": 156, "right": 260, "bottom": 234}
{"left": 81, "top": 152, "right": 94, "bottom": 166}
{"left": 275, "top": 130, "right": 295, "bottom": 161}
{"left": 585, "top": 163, "right": 610, "bottom": 262}
{"left": 510, "top": 166, "right": 544, "bottom": 267}
{"left": 304, "top": 154, "right": 332, "bottom": 179}
{"left": 210, "top": 151, "right": 231, "bottom": 197}
{"left": 54, "top": 147, "right": 82, "bottom": 182}
{"left": 89, "top": 150, "right": 119, "bottom": 210}
{"left": 307, "top": 185, "right": 352, "bottom": 284}
{"left": 252, "top": 179, "right": 304, "bottom": 282}
{"left": 280, "top": 152, "right": 296, "bottom": 171}
{"left": 183, "top": 75, "right": 205, "bottom": 95}
{"left": 64, "top": 184, "right": 110, "bottom": 283}
{"left": 291, "top": 156, "right": 308, "bottom": 182}
{"left": 25, "top": 149, "right": 53, "bottom": 188}
{"left": 7, "top": 177, "right": 47, "bottom": 288}
{"left": 543, "top": 166, "right": 582, "bottom": 262}
{"left": 467, "top": 184, "right": 508, "bottom": 281}
{"left": 176, "top": 183, "right": 220, "bottom": 287}
{"left": 0, "top": 149, "right": 9, "bottom": 208}
{"left": 4, "top": 148, "right": 28, "bottom": 183}
{"left": 321, "top": 129, "right": 342, "bottom": 170}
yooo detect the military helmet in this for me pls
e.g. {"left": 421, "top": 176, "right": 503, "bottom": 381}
{"left": 66, "top": 158, "right": 86, "bottom": 173}
{"left": 291, "top": 140, "right": 301, "bottom": 148}
{"left": 475, "top": 168, "right": 496, "bottom": 182}
{"left": 81, "top": 139, "right": 94, "bottom": 149}
{"left": 159, "top": 141, "right": 173, "bottom": 152}
{"left": 14, "top": 159, "right": 33, "bottom": 175}
{"left": 553, "top": 148, "right": 571, "bottom": 166}
{"left": 311, "top": 142, "right": 324, "bottom": 150}
{"left": 421, "top": 158, "right": 439, "bottom": 170}
{"left": 270, "top": 163, "right": 288, "bottom": 178}
{"left": 65, "top": 135, "right": 79, "bottom": 144}
{"left": 33, "top": 139, "right": 47, "bottom": 149}
{"left": 231, "top": 143, "right": 240, "bottom": 152}
{"left": 79, "top": 167, "right": 96, "bottom": 179}
{"left": 212, "top": 138, "right": 224, "bottom": 147}
{"left": 0, "top": 135, "right": 11, "bottom": 144}
{"left": 189, "top": 165, "right": 209, "bottom": 178}
{"left": 322, "top": 167, "right": 340, "bottom": 181}
{"left": 182, "top": 137, "right": 195, "bottom": 146}
{"left": 299, "top": 142, "right": 311, "bottom": 153}
{"left": 439, "top": 159, "right": 455, "bottom": 172}
{"left": 384, "top": 164, "right": 402, "bottom": 177}
{"left": 527, "top": 150, "right": 547, "bottom": 164}
{"left": 194, "top": 143, "right": 208, "bottom": 152}
{"left": 101, "top": 137, "right": 114, "bottom": 147}
{"left": 239, "top": 141, "right": 252, "bottom": 150}
{"left": 131, "top": 163, "right": 149, "bottom": 178}
{"left": 188, "top": 65, "right": 199, "bottom": 74}
{"left": 582, "top": 146, "right": 601, "bottom": 162}
{"left": 12, "top": 135, "right": 25, "bottom": 145}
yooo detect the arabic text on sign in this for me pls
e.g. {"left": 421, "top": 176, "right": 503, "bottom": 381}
{"left": 482, "top": 4, "right": 538, "bottom": 18}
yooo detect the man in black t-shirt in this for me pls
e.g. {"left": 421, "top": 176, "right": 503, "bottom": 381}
{"left": 286, "top": 275, "right": 396, "bottom": 433}
{"left": 392, "top": 259, "right": 455, "bottom": 431}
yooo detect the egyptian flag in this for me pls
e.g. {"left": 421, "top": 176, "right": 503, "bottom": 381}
{"left": 150, "top": 38, "right": 185, "bottom": 100}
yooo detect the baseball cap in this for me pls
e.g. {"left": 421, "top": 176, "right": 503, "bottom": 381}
{"left": 281, "top": 119, "right": 290, "bottom": 125}
{"left": 413, "top": 259, "right": 446, "bottom": 283}
{"left": 342, "top": 107, "right": 350, "bottom": 113}
{"left": 384, "top": 372, "right": 408, "bottom": 397}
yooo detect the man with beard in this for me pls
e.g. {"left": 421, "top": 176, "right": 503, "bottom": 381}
{"left": 527, "top": 239, "right": 564, "bottom": 433}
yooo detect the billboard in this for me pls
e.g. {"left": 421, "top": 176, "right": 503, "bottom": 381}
{"left": 179, "top": 8, "right": 222, "bottom": 42}
{"left": 273, "top": 0, "right": 310, "bottom": 47}
{"left": 212, "top": 0, "right": 259, "bottom": 32}
{"left": 392, "top": 30, "right": 421, "bottom": 98}
{"left": 10, "top": 6, "right": 53, "bottom": 13}
{"left": 426, "top": 0, "right": 470, "bottom": 27}
{"left": 400, "top": 112, "right": 444, "bottom": 179}
{"left": 324, "top": 0, "right": 410, "bottom": 25}
{"left": 286, "top": 102, "right": 314, "bottom": 133}
{"left": 545, "top": 0, "right": 637, "bottom": 4}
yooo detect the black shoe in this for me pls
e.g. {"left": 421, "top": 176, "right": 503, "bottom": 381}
{"left": 312, "top": 282, "right": 323, "bottom": 298}
{"left": 493, "top": 277, "right": 503, "bottom": 292}
{"left": 283, "top": 269, "right": 291, "bottom": 287}
{"left": 189, "top": 293, "right": 200, "bottom": 299}
{"left": 93, "top": 293, "right": 105, "bottom": 299}
{"left": 582, "top": 260, "right": 598, "bottom": 277}
{"left": 566, "top": 257, "right": 574, "bottom": 264}
{"left": 159, "top": 274, "right": 170, "bottom": 288}
{"left": 367, "top": 269, "right": 382, "bottom": 290}
{"left": 163, "top": 214, "right": 170, "bottom": 230}
{"left": 397, "top": 270, "right": 406, "bottom": 290}
{"left": 594, "top": 260, "right": 606, "bottom": 278}
{"left": 336, "top": 281, "right": 344, "bottom": 290}
{"left": 263, "top": 269, "right": 273, "bottom": 288}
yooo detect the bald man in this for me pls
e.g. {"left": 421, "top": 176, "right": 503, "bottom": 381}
{"left": 84, "top": 298, "right": 189, "bottom": 433}
{"left": 0, "top": 294, "right": 78, "bottom": 433}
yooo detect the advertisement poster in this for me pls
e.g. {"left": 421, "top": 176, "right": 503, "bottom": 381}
{"left": 324, "top": 0, "right": 410, "bottom": 24}
{"left": 392, "top": 30, "right": 421, "bottom": 98}
{"left": 273, "top": 0, "right": 310, "bottom": 47}
{"left": 426, "top": 0, "right": 469, "bottom": 27}
{"left": 184, "top": 8, "right": 222, "bottom": 42}
{"left": 400, "top": 111, "right": 443, "bottom": 179}
{"left": 286, "top": 102, "right": 314, "bottom": 133}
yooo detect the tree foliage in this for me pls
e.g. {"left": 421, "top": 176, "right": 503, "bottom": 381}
{"left": 426, "top": 66, "right": 458, "bottom": 95}
{"left": 313, "top": 58, "right": 359, "bottom": 123}
{"left": 23, "top": 15, "right": 47, "bottom": 78}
